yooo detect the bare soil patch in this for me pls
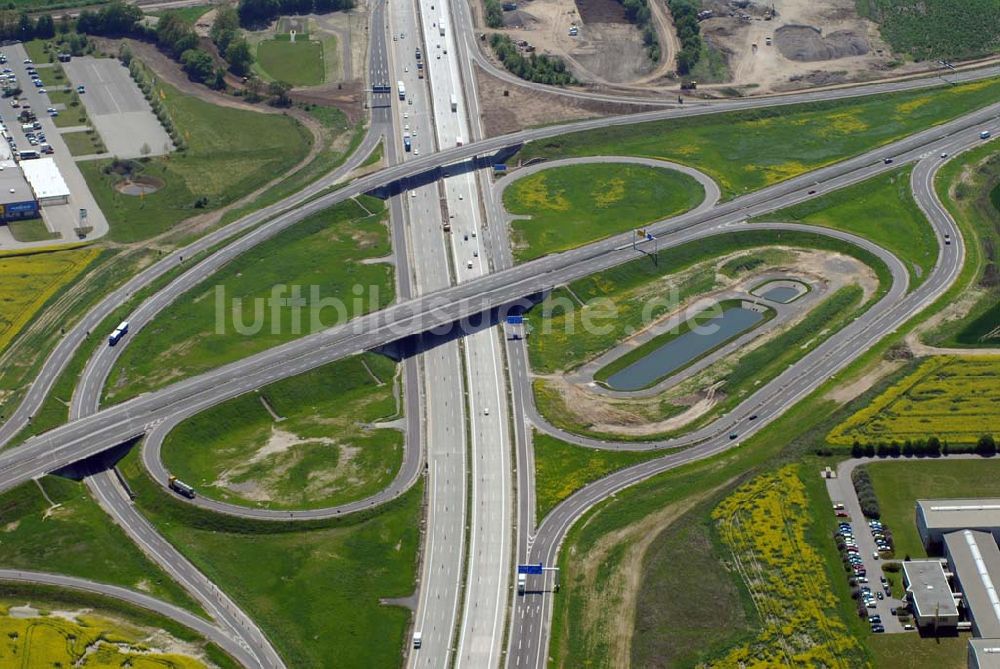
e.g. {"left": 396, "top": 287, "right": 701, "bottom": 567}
{"left": 574, "top": 0, "right": 627, "bottom": 25}
{"left": 775, "top": 24, "right": 869, "bottom": 62}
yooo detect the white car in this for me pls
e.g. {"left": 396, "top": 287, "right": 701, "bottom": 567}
{"left": 484, "top": 407, "right": 489, "bottom": 415}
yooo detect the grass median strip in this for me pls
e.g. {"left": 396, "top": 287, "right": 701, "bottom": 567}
{"left": 760, "top": 166, "right": 935, "bottom": 287}
{"left": 517, "top": 77, "right": 1000, "bottom": 198}
{"left": 502, "top": 162, "right": 705, "bottom": 262}
{"left": 0, "top": 476, "right": 202, "bottom": 614}
{"left": 105, "top": 196, "right": 393, "bottom": 404}
{"left": 161, "top": 354, "right": 403, "bottom": 510}
{"left": 121, "top": 448, "right": 421, "bottom": 668}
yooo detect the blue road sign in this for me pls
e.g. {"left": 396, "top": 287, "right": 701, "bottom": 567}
{"left": 518, "top": 563, "right": 544, "bottom": 575}
{"left": 494, "top": 163, "right": 508, "bottom": 172}
{"left": 507, "top": 315, "right": 524, "bottom": 324}
{"left": 646, "top": 233, "right": 654, "bottom": 241}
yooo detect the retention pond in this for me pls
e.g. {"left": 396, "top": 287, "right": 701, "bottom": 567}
{"left": 603, "top": 306, "right": 766, "bottom": 392}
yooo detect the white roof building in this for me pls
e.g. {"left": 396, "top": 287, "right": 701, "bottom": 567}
{"left": 20, "top": 157, "right": 70, "bottom": 204}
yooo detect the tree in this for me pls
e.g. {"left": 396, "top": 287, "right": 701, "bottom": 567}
{"left": 180, "top": 48, "right": 214, "bottom": 83}
{"left": 211, "top": 5, "right": 240, "bottom": 52}
{"left": 57, "top": 13, "right": 71, "bottom": 34}
{"left": 224, "top": 37, "right": 254, "bottom": 76}
{"left": 210, "top": 66, "right": 227, "bottom": 91}
{"left": 976, "top": 434, "right": 997, "bottom": 456}
{"left": 140, "top": 142, "right": 151, "bottom": 156}
{"left": 244, "top": 74, "right": 263, "bottom": 102}
{"left": 851, "top": 441, "right": 864, "bottom": 458}
{"left": 35, "top": 14, "right": 54, "bottom": 39}
{"left": 268, "top": 79, "right": 291, "bottom": 106}
{"left": 119, "top": 43, "right": 133, "bottom": 66}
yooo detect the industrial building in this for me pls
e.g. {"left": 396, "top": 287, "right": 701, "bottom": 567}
{"left": 917, "top": 499, "right": 1000, "bottom": 547}
{"left": 969, "top": 639, "right": 1000, "bottom": 669}
{"left": 945, "top": 530, "right": 1000, "bottom": 639}
{"left": 20, "top": 158, "right": 70, "bottom": 206}
{"left": 911, "top": 500, "right": 1000, "bottom": 669}
{"left": 902, "top": 559, "right": 960, "bottom": 629}
{"left": 0, "top": 154, "right": 39, "bottom": 224}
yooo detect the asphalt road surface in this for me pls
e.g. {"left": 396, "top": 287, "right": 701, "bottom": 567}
{"left": 1, "top": 61, "right": 995, "bottom": 454}
{"left": 1, "top": 101, "right": 995, "bottom": 498}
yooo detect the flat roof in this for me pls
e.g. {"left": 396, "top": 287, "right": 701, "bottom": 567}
{"left": 918, "top": 499, "right": 1000, "bottom": 531}
{"left": 946, "top": 530, "right": 1000, "bottom": 639}
{"left": 20, "top": 157, "right": 70, "bottom": 200}
{"left": 903, "top": 560, "right": 959, "bottom": 619}
{"left": 970, "top": 639, "right": 1000, "bottom": 669}
{"left": 0, "top": 163, "right": 35, "bottom": 206}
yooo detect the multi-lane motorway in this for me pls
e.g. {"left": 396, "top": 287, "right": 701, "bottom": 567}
{"left": 0, "top": 4, "right": 997, "bottom": 666}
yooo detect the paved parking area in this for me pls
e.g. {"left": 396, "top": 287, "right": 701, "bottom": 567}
{"left": 0, "top": 43, "right": 107, "bottom": 248}
{"left": 62, "top": 56, "right": 172, "bottom": 159}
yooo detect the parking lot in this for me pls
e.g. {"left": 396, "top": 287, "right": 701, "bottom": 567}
{"left": 826, "top": 460, "right": 911, "bottom": 633}
{"left": 0, "top": 43, "right": 107, "bottom": 247}
{"left": 62, "top": 56, "right": 172, "bottom": 159}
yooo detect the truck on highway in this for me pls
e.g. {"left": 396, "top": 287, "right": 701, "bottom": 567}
{"left": 982, "top": 130, "right": 992, "bottom": 140}
{"left": 397, "top": 80, "right": 406, "bottom": 100}
{"left": 168, "top": 475, "right": 196, "bottom": 498}
{"left": 456, "top": 136, "right": 464, "bottom": 146}
{"left": 439, "top": 17, "right": 445, "bottom": 36}
{"left": 403, "top": 134, "right": 411, "bottom": 152}
{"left": 108, "top": 320, "right": 129, "bottom": 346}
{"left": 517, "top": 573, "right": 526, "bottom": 595}
{"left": 450, "top": 94, "right": 457, "bottom": 111}
{"left": 412, "top": 632, "right": 422, "bottom": 648}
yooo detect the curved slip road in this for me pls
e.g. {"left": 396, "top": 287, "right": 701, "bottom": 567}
{"left": 504, "top": 125, "right": 991, "bottom": 669}
{"left": 2, "top": 65, "right": 998, "bottom": 455}
{"left": 0, "top": 568, "right": 256, "bottom": 667}
{"left": 0, "top": 103, "right": 996, "bottom": 497}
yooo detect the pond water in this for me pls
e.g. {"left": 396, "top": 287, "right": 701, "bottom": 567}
{"left": 604, "top": 307, "right": 765, "bottom": 391}
{"left": 759, "top": 285, "right": 802, "bottom": 303}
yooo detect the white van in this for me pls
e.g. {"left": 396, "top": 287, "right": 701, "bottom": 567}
{"left": 412, "top": 632, "right": 422, "bottom": 648}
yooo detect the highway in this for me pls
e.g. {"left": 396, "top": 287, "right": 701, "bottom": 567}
{"left": 1, "top": 62, "right": 997, "bottom": 456}
{"left": 504, "top": 124, "right": 991, "bottom": 669}
{"left": 0, "top": 569, "right": 256, "bottom": 665}
{"left": 1, "top": 99, "right": 996, "bottom": 497}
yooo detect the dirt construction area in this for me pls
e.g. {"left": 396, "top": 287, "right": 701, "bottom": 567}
{"left": 697, "top": 0, "right": 919, "bottom": 94}
{"left": 500, "top": 0, "right": 667, "bottom": 84}
{"left": 485, "top": 0, "right": 933, "bottom": 95}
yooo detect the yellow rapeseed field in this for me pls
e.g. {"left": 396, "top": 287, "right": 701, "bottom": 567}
{"left": 711, "top": 465, "right": 865, "bottom": 668}
{"left": 829, "top": 356, "right": 999, "bottom": 444}
{"left": 0, "top": 246, "right": 99, "bottom": 353}
{"left": 0, "top": 603, "right": 209, "bottom": 668}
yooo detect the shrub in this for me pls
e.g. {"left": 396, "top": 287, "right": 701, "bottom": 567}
{"left": 851, "top": 466, "right": 881, "bottom": 519}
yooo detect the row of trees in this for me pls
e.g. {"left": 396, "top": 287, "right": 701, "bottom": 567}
{"left": 490, "top": 34, "right": 575, "bottom": 86}
{"left": 0, "top": 11, "right": 56, "bottom": 42}
{"left": 666, "top": 0, "right": 702, "bottom": 75}
{"left": 849, "top": 434, "right": 997, "bottom": 458}
{"left": 619, "top": 0, "right": 659, "bottom": 62}
{"left": 851, "top": 466, "right": 880, "bottom": 519}
{"left": 237, "top": 0, "right": 354, "bottom": 29}
{"left": 483, "top": 0, "right": 503, "bottom": 29}
{"left": 210, "top": 6, "right": 254, "bottom": 76}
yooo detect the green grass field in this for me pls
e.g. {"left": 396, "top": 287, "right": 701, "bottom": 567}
{"left": 0, "top": 476, "right": 200, "bottom": 613}
{"left": 856, "top": 0, "right": 1000, "bottom": 61}
{"left": 161, "top": 354, "right": 402, "bottom": 510}
{"left": 868, "top": 634, "right": 968, "bottom": 669}
{"left": 502, "top": 163, "right": 704, "bottom": 261}
{"left": 829, "top": 356, "right": 999, "bottom": 445}
{"left": 6, "top": 219, "right": 58, "bottom": 242}
{"left": 864, "top": 458, "right": 1000, "bottom": 559}
{"left": 256, "top": 39, "right": 325, "bottom": 86}
{"left": 80, "top": 78, "right": 312, "bottom": 242}
{"left": 121, "top": 450, "right": 421, "bottom": 668}
{"left": 105, "top": 196, "right": 393, "bottom": 403}
{"left": 762, "top": 166, "right": 935, "bottom": 287}
{"left": 928, "top": 148, "right": 1000, "bottom": 347}
{"left": 36, "top": 65, "right": 66, "bottom": 87}
{"left": 148, "top": 5, "right": 212, "bottom": 25}
{"left": 48, "top": 90, "right": 91, "bottom": 128}
{"left": 516, "top": 77, "right": 1000, "bottom": 198}
{"left": 533, "top": 431, "right": 662, "bottom": 520}
{"left": 61, "top": 129, "right": 104, "bottom": 156}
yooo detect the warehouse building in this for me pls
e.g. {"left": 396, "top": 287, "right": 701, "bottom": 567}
{"left": 946, "top": 530, "right": 1000, "bottom": 639}
{"left": 20, "top": 157, "right": 70, "bottom": 206}
{"left": 969, "top": 640, "right": 1000, "bottom": 669}
{"left": 0, "top": 162, "right": 39, "bottom": 223}
{"left": 902, "top": 559, "right": 960, "bottom": 629}
{"left": 917, "top": 499, "right": 1000, "bottom": 548}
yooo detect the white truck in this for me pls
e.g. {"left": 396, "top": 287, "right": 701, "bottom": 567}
{"left": 439, "top": 16, "right": 446, "bottom": 36}
{"left": 108, "top": 320, "right": 129, "bottom": 346}
{"left": 450, "top": 94, "right": 457, "bottom": 112}
{"left": 397, "top": 80, "right": 406, "bottom": 100}
{"left": 412, "top": 632, "right": 422, "bottom": 648}
{"left": 517, "top": 573, "right": 526, "bottom": 595}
